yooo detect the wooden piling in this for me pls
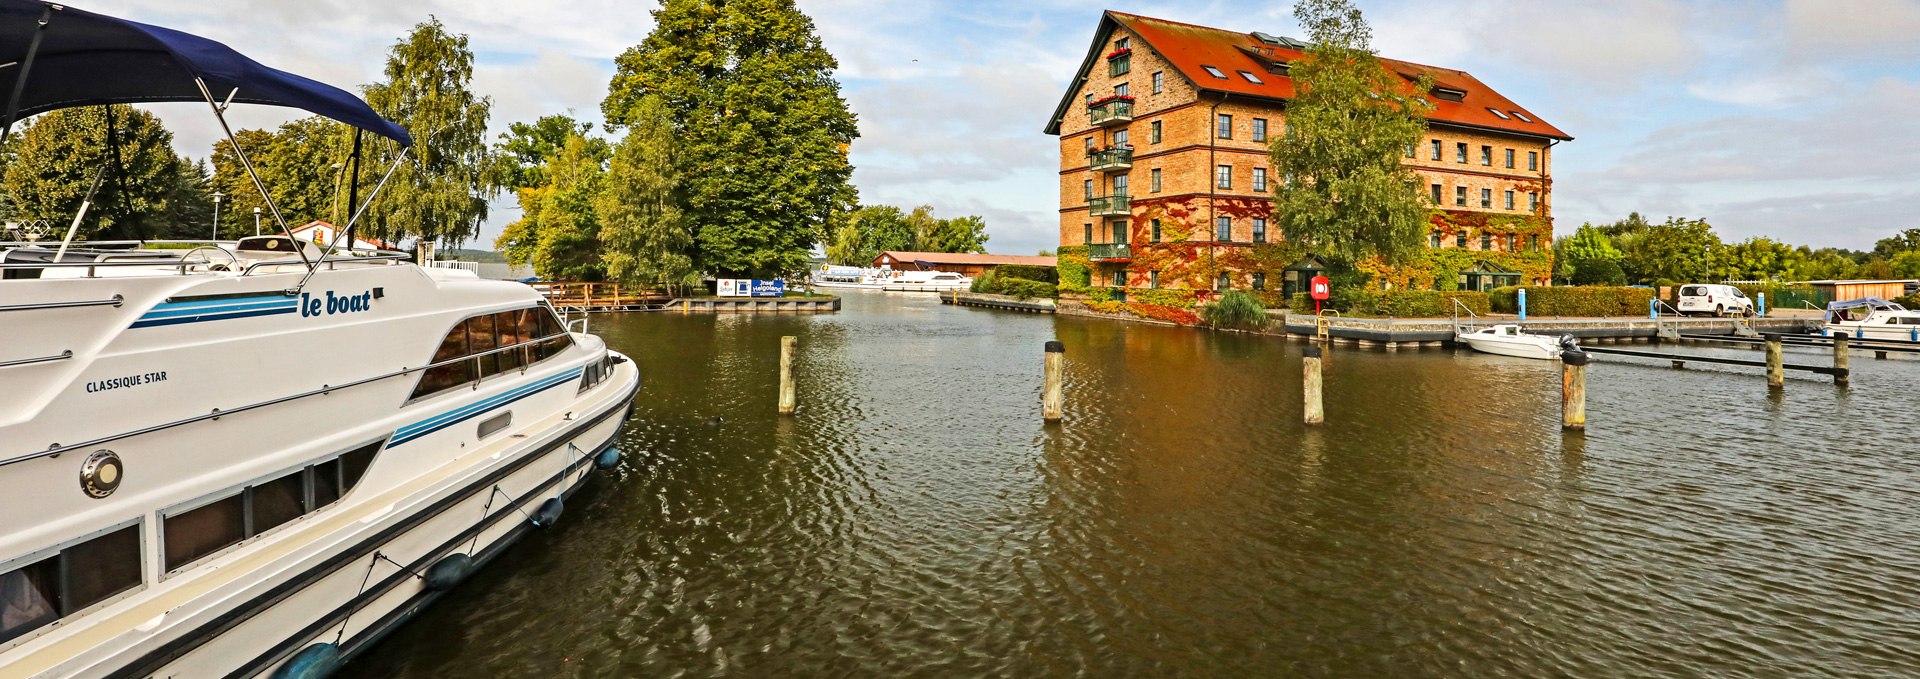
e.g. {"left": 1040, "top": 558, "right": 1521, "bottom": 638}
{"left": 1042, "top": 341, "right": 1064, "bottom": 422}
{"left": 1764, "top": 333, "right": 1784, "bottom": 388}
{"left": 1303, "top": 344, "right": 1325, "bottom": 425}
{"left": 1833, "top": 331, "right": 1850, "bottom": 385}
{"left": 1561, "top": 349, "right": 1587, "bottom": 431}
{"left": 778, "top": 336, "right": 797, "bottom": 415}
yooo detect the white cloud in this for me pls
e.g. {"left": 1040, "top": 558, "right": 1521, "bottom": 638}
{"left": 1784, "top": 0, "right": 1920, "bottom": 61}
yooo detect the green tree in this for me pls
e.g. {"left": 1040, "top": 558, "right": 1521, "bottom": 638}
{"left": 857, "top": 205, "right": 915, "bottom": 254}
{"left": 1871, "top": 228, "right": 1920, "bottom": 259}
{"left": 1790, "top": 246, "right": 1861, "bottom": 281}
{"left": 1269, "top": 0, "right": 1433, "bottom": 267}
{"left": 361, "top": 17, "right": 498, "bottom": 247}
{"left": 597, "top": 96, "right": 697, "bottom": 293}
{"left": 603, "top": 0, "right": 859, "bottom": 276}
{"left": 496, "top": 114, "right": 606, "bottom": 190}
{"left": 923, "top": 214, "right": 990, "bottom": 254}
{"left": 1569, "top": 259, "right": 1627, "bottom": 286}
{"left": 210, "top": 117, "right": 354, "bottom": 232}
{"left": 1717, "top": 236, "right": 1798, "bottom": 282}
{"left": 0, "top": 106, "right": 188, "bottom": 240}
{"left": 1614, "top": 216, "right": 1721, "bottom": 284}
{"left": 1890, "top": 251, "right": 1920, "bottom": 279}
{"left": 495, "top": 133, "right": 606, "bottom": 280}
{"left": 824, "top": 222, "right": 867, "bottom": 266}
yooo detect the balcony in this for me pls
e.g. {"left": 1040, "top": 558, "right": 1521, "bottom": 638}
{"left": 1088, "top": 98, "right": 1133, "bottom": 127}
{"left": 1089, "top": 242, "right": 1131, "bottom": 261}
{"left": 1088, "top": 194, "right": 1130, "bottom": 217}
{"left": 1088, "top": 147, "right": 1132, "bottom": 173}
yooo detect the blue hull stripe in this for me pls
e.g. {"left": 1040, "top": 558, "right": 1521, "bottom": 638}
{"left": 153, "top": 294, "right": 292, "bottom": 310}
{"left": 141, "top": 299, "right": 296, "bottom": 319}
{"left": 391, "top": 367, "right": 584, "bottom": 446}
{"left": 129, "top": 305, "right": 298, "bottom": 328}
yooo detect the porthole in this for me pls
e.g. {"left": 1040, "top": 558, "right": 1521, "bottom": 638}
{"left": 79, "top": 450, "right": 123, "bottom": 499}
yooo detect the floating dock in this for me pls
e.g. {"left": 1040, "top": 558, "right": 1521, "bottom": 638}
{"left": 943, "top": 292, "right": 1055, "bottom": 314}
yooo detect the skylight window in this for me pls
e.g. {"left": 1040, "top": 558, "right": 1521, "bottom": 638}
{"left": 1486, "top": 108, "right": 1510, "bottom": 120}
{"left": 1239, "top": 70, "right": 1264, "bottom": 84}
{"left": 1202, "top": 65, "right": 1227, "bottom": 79}
{"left": 1510, "top": 110, "right": 1534, "bottom": 123}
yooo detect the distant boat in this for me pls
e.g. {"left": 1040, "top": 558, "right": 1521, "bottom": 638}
{"left": 1821, "top": 297, "right": 1920, "bottom": 342}
{"left": 880, "top": 270, "right": 972, "bottom": 292}
{"left": 1457, "top": 324, "right": 1574, "bottom": 360}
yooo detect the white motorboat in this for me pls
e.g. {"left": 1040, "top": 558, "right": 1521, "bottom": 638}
{"left": 879, "top": 270, "right": 972, "bottom": 292}
{"left": 1457, "top": 324, "right": 1575, "bottom": 360}
{"left": 810, "top": 264, "right": 884, "bottom": 289}
{"left": 1821, "top": 297, "right": 1920, "bottom": 342}
{"left": 0, "top": 4, "right": 639, "bottom": 677}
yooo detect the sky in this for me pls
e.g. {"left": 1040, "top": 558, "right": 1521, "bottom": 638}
{"left": 73, "top": 0, "right": 1920, "bottom": 256}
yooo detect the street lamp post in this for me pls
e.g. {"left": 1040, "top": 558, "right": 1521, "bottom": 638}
{"left": 253, "top": 206, "right": 262, "bottom": 237}
{"left": 210, "top": 191, "right": 225, "bottom": 242}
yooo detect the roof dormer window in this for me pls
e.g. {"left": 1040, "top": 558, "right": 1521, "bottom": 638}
{"left": 1202, "top": 65, "right": 1227, "bottom": 79}
{"left": 1487, "top": 108, "right": 1510, "bottom": 120}
{"left": 1432, "top": 87, "right": 1467, "bottom": 102}
{"left": 1510, "top": 110, "right": 1534, "bottom": 123}
{"left": 1239, "top": 70, "right": 1264, "bottom": 84}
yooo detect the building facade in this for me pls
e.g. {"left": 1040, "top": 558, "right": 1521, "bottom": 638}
{"left": 1045, "top": 12, "right": 1572, "bottom": 299}
{"left": 871, "top": 251, "right": 1058, "bottom": 278}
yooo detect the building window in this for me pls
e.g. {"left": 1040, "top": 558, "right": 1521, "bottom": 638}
{"left": 1504, "top": 190, "right": 1515, "bottom": 210}
{"left": 1149, "top": 270, "right": 1159, "bottom": 288}
{"left": 1109, "top": 220, "right": 1127, "bottom": 243}
{"left": 1152, "top": 71, "right": 1163, "bottom": 93}
{"left": 1480, "top": 145, "right": 1492, "bottom": 166}
{"left": 1114, "top": 83, "right": 1128, "bottom": 97}
{"left": 1529, "top": 234, "right": 1541, "bottom": 251}
{"left": 1215, "top": 216, "right": 1231, "bottom": 241}
{"left": 1456, "top": 231, "right": 1467, "bottom": 248}
{"left": 1252, "top": 168, "right": 1268, "bottom": 192}
{"left": 1112, "top": 174, "right": 1127, "bottom": 196}
{"left": 1217, "top": 114, "right": 1232, "bottom": 139}
{"left": 1217, "top": 272, "right": 1231, "bottom": 290}
{"left": 1111, "top": 270, "right": 1125, "bottom": 287}
{"left": 1511, "top": 110, "right": 1534, "bottom": 122}
{"left": 1252, "top": 217, "right": 1267, "bottom": 243}
{"left": 1110, "top": 54, "right": 1130, "bottom": 76}
{"left": 1115, "top": 37, "right": 1129, "bottom": 50}
{"left": 1504, "top": 148, "right": 1515, "bottom": 168}
{"left": 1084, "top": 223, "right": 1092, "bottom": 244}
{"left": 0, "top": 523, "right": 142, "bottom": 645}
{"left": 1528, "top": 151, "right": 1539, "bottom": 171}
{"left": 1405, "top": 143, "right": 1415, "bottom": 158}
{"left": 1507, "top": 234, "right": 1518, "bottom": 251}
{"left": 1481, "top": 232, "right": 1492, "bottom": 250}
{"left": 1252, "top": 272, "right": 1266, "bottom": 291}
{"left": 1083, "top": 179, "right": 1093, "bottom": 200}
{"left": 1252, "top": 118, "right": 1267, "bottom": 142}
{"left": 1480, "top": 188, "right": 1492, "bottom": 208}
{"left": 1455, "top": 142, "right": 1467, "bottom": 163}
{"left": 1430, "top": 184, "right": 1442, "bottom": 204}
{"left": 1454, "top": 186, "right": 1466, "bottom": 206}
{"left": 1202, "top": 65, "right": 1226, "bottom": 79}
{"left": 1529, "top": 192, "right": 1539, "bottom": 211}
{"left": 1430, "top": 140, "right": 1442, "bottom": 160}
{"left": 1150, "top": 168, "right": 1162, "bottom": 193}
{"left": 1430, "top": 231, "right": 1442, "bottom": 248}
{"left": 1151, "top": 218, "right": 1161, "bottom": 242}
{"left": 1216, "top": 164, "right": 1232, "bottom": 189}
{"left": 1085, "top": 93, "right": 1093, "bottom": 106}
{"left": 1113, "top": 129, "right": 1128, "bottom": 147}
{"left": 1150, "top": 120, "right": 1162, "bottom": 144}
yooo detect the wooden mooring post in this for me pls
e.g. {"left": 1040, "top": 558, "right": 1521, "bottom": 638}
{"left": 1833, "top": 331, "right": 1850, "bottom": 386}
{"left": 1303, "top": 344, "right": 1324, "bottom": 425}
{"left": 778, "top": 336, "right": 798, "bottom": 415}
{"left": 1042, "top": 341, "right": 1064, "bottom": 422}
{"left": 1764, "top": 334, "right": 1784, "bottom": 389}
{"left": 1561, "top": 349, "right": 1587, "bottom": 431}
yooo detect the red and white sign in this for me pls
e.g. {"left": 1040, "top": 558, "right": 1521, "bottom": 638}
{"left": 1309, "top": 275, "right": 1331, "bottom": 300}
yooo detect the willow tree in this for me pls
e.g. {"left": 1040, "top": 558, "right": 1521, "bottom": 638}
{"left": 602, "top": 0, "right": 858, "bottom": 277}
{"left": 597, "top": 96, "right": 697, "bottom": 293}
{"left": 1269, "top": 0, "right": 1433, "bottom": 266}
{"left": 0, "top": 106, "right": 188, "bottom": 240}
{"left": 360, "top": 17, "right": 497, "bottom": 248}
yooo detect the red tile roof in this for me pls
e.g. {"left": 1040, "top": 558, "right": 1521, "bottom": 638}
{"left": 873, "top": 251, "right": 1058, "bottom": 267}
{"left": 1048, "top": 11, "right": 1570, "bottom": 141}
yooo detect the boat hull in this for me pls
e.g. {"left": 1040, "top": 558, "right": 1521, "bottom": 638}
{"left": 1459, "top": 335, "right": 1562, "bottom": 360}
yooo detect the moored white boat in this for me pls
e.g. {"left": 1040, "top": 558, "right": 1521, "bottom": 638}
{"left": 879, "top": 270, "right": 971, "bottom": 292}
{"left": 1821, "top": 297, "right": 1920, "bottom": 342}
{"left": 0, "top": 3, "right": 640, "bottom": 677}
{"left": 1457, "top": 324, "right": 1574, "bottom": 360}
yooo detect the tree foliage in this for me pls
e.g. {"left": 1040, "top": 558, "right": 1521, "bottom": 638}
{"left": 597, "top": 96, "right": 698, "bottom": 293}
{"left": 360, "top": 17, "right": 498, "bottom": 247}
{"left": 0, "top": 106, "right": 190, "bottom": 240}
{"left": 1269, "top": 0, "right": 1433, "bottom": 266}
{"left": 209, "top": 116, "right": 353, "bottom": 233}
{"left": 495, "top": 133, "right": 605, "bottom": 281}
{"left": 821, "top": 203, "right": 990, "bottom": 265}
{"left": 603, "top": 0, "right": 858, "bottom": 276}
{"left": 495, "top": 114, "right": 605, "bottom": 189}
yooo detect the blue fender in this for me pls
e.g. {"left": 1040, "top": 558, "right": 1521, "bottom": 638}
{"left": 424, "top": 553, "right": 474, "bottom": 591}
{"left": 531, "top": 497, "right": 564, "bottom": 528}
{"left": 272, "top": 642, "right": 341, "bottom": 679}
{"left": 593, "top": 447, "right": 621, "bottom": 470}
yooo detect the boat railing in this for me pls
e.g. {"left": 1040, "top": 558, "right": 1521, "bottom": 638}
{"left": 0, "top": 241, "right": 411, "bottom": 280}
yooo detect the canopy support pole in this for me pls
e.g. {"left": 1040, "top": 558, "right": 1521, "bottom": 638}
{"left": 292, "top": 145, "right": 408, "bottom": 295}
{"left": 1, "top": 5, "right": 55, "bottom": 144}
{"left": 195, "top": 78, "right": 312, "bottom": 278}
{"left": 343, "top": 129, "right": 362, "bottom": 248}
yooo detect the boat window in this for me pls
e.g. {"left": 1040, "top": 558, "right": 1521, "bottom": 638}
{"left": 0, "top": 523, "right": 142, "bottom": 645}
{"left": 162, "top": 441, "right": 382, "bottom": 573}
{"left": 164, "top": 494, "right": 246, "bottom": 571}
{"left": 249, "top": 471, "right": 307, "bottom": 535}
{"left": 410, "top": 306, "right": 573, "bottom": 401}
{"left": 468, "top": 314, "right": 500, "bottom": 379}
{"left": 312, "top": 459, "right": 342, "bottom": 508}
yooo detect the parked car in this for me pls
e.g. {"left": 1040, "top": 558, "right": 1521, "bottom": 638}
{"left": 1676, "top": 284, "right": 1754, "bottom": 317}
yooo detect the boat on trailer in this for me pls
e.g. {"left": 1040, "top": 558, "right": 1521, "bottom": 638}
{"left": 0, "top": 2, "right": 640, "bottom": 677}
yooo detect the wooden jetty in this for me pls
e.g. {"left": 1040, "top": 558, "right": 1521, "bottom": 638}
{"left": 944, "top": 291, "right": 1056, "bottom": 314}
{"left": 533, "top": 282, "right": 840, "bottom": 313}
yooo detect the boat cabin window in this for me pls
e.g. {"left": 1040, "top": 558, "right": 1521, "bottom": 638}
{"left": 411, "top": 306, "right": 573, "bottom": 401}
{"left": 163, "top": 441, "right": 383, "bottom": 573}
{"left": 0, "top": 523, "right": 141, "bottom": 645}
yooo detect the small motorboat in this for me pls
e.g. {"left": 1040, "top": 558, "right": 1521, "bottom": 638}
{"left": 1821, "top": 297, "right": 1920, "bottom": 342}
{"left": 1457, "top": 324, "right": 1575, "bottom": 360}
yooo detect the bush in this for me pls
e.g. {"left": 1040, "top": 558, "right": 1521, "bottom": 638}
{"left": 1489, "top": 285, "right": 1653, "bottom": 316}
{"left": 969, "top": 271, "right": 996, "bottom": 293}
{"left": 994, "top": 264, "right": 1057, "bottom": 284}
{"left": 1569, "top": 259, "right": 1627, "bottom": 286}
{"left": 1130, "top": 287, "right": 1199, "bottom": 308}
{"left": 1202, "top": 290, "right": 1269, "bottom": 329}
{"left": 1349, "top": 290, "right": 1489, "bottom": 317}
{"left": 996, "top": 278, "right": 1057, "bottom": 300}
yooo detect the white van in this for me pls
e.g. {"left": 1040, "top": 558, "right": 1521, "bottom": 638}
{"left": 1676, "top": 284, "right": 1754, "bottom": 316}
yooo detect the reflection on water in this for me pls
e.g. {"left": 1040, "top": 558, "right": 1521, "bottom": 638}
{"left": 349, "top": 291, "right": 1920, "bottom": 677}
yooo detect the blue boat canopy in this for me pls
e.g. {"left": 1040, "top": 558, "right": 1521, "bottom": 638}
{"left": 1, "top": 0, "right": 411, "bottom": 144}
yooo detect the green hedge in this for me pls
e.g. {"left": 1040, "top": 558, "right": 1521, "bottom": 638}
{"left": 1292, "top": 290, "right": 1488, "bottom": 316}
{"left": 994, "top": 264, "right": 1057, "bottom": 284}
{"left": 1489, "top": 285, "right": 1653, "bottom": 316}
{"left": 970, "top": 271, "right": 1056, "bottom": 299}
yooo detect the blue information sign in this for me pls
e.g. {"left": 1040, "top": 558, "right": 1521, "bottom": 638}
{"left": 749, "top": 280, "right": 786, "bottom": 297}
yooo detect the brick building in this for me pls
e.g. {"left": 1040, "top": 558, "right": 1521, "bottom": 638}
{"left": 1045, "top": 11, "right": 1572, "bottom": 298}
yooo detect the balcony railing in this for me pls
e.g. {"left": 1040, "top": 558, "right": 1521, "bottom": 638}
{"left": 1088, "top": 99, "right": 1133, "bottom": 126}
{"left": 1089, "top": 242, "right": 1131, "bottom": 261}
{"left": 1088, "top": 194, "right": 1130, "bottom": 217}
{"left": 1088, "top": 147, "right": 1132, "bottom": 172}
